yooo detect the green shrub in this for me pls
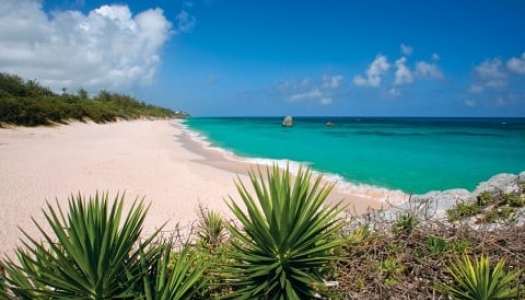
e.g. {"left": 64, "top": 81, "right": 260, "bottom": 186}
{"left": 1, "top": 193, "right": 206, "bottom": 300}
{"left": 225, "top": 165, "right": 347, "bottom": 299}
{"left": 447, "top": 202, "right": 482, "bottom": 222}
{"left": 427, "top": 235, "right": 447, "bottom": 254}
{"left": 392, "top": 213, "right": 418, "bottom": 234}
{"left": 438, "top": 253, "right": 521, "bottom": 300}
{"left": 477, "top": 191, "right": 494, "bottom": 206}
{"left": 197, "top": 205, "right": 226, "bottom": 246}
{"left": 502, "top": 193, "right": 525, "bottom": 208}
{"left": 485, "top": 206, "right": 517, "bottom": 223}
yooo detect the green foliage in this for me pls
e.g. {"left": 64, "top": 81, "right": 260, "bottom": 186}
{"left": 449, "top": 240, "right": 473, "bottom": 253}
{"left": 197, "top": 205, "right": 226, "bottom": 247}
{"left": 447, "top": 202, "right": 482, "bottom": 222}
{"left": 392, "top": 213, "right": 418, "bottom": 235}
{"left": 141, "top": 241, "right": 208, "bottom": 300}
{"left": 225, "top": 165, "right": 347, "bottom": 299}
{"left": 2, "top": 193, "right": 160, "bottom": 299}
{"left": 478, "top": 191, "right": 494, "bottom": 206}
{"left": 0, "top": 72, "right": 185, "bottom": 127}
{"left": 427, "top": 235, "right": 448, "bottom": 254}
{"left": 186, "top": 241, "right": 240, "bottom": 299}
{"left": 378, "top": 258, "right": 405, "bottom": 286}
{"left": 439, "top": 253, "right": 521, "bottom": 300}
{"left": 485, "top": 206, "right": 517, "bottom": 223}
{"left": 2, "top": 192, "right": 207, "bottom": 300}
{"left": 348, "top": 225, "right": 370, "bottom": 245}
{"left": 501, "top": 193, "right": 525, "bottom": 208}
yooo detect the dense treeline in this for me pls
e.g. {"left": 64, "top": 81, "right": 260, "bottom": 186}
{"left": 0, "top": 72, "right": 188, "bottom": 127}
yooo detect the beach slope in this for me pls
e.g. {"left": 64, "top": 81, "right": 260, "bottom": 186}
{"left": 0, "top": 119, "right": 384, "bottom": 256}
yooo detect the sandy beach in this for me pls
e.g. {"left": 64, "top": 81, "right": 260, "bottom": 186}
{"left": 0, "top": 119, "right": 389, "bottom": 257}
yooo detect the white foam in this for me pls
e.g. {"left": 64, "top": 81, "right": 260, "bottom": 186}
{"left": 179, "top": 123, "right": 409, "bottom": 205}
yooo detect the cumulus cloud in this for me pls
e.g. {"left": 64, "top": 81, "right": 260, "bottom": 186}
{"left": 388, "top": 87, "right": 401, "bottom": 97}
{"left": 468, "top": 85, "right": 484, "bottom": 93}
{"left": 464, "top": 99, "right": 476, "bottom": 107}
{"left": 394, "top": 57, "right": 413, "bottom": 85}
{"left": 175, "top": 10, "right": 195, "bottom": 33}
{"left": 322, "top": 74, "right": 343, "bottom": 89}
{"left": 415, "top": 61, "right": 443, "bottom": 79}
{"left": 0, "top": 0, "right": 172, "bottom": 92}
{"left": 507, "top": 52, "right": 525, "bottom": 74}
{"left": 289, "top": 88, "right": 322, "bottom": 101}
{"left": 353, "top": 55, "right": 390, "bottom": 87}
{"left": 473, "top": 58, "right": 507, "bottom": 89}
{"left": 280, "top": 75, "right": 338, "bottom": 105}
{"left": 400, "top": 43, "right": 413, "bottom": 56}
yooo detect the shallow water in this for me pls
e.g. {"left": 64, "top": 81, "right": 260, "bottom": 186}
{"left": 183, "top": 117, "right": 525, "bottom": 195}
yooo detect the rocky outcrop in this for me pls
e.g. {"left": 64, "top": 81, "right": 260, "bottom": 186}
{"left": 282, "top": 116, "right": 293, "bottom": 127}
{"left": 473, "top": 173, "right": 520, "bottom": 195}
{"left": 355, "top": 171, "right": 525, "bottom": 230}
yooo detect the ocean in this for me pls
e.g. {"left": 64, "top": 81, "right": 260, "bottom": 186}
{"left": 182, "top": 117, "right": 525, "bottom": 195}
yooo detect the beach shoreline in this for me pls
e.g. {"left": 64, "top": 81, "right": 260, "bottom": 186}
{"left": 0, "top": 119, "right": 388, "bottom": 257}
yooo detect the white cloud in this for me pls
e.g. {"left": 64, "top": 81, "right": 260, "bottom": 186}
{"left": 388, "top": 87, "right": 401, "bottom": 97}
{"left": 353, "top": 55, "right": 390, "bottom": 87}
{"left": 0, "top": 0, "right": 172, "bottom": 92}
{"left": 400, "top": 43, "right": 413, "bottom": 56}
{"left": 474, "top": 58, "right": 507, "bottom": 89}
{"left": 175, "top": 10, "right": 195, "bottom": 33}
{"left": 507, "top": 52, "right": 525, "bottom": 74}
{"left": 394, "top": 57, "right": 413, "bottom": 85}
{"left": 289, "top": 88, "right": 332, "bottom": 105}
{"left": 301, "top": 78, "right": 310, "bottom": 86}
{"left": 468, "top": 85, "right": 484, "bottom": 93}
{"left": 464, "top": 99, "right": 476, "bottom": 107}
{"left": 432, "top": 53, "right": 440, "bottom": 61}
{"left": 415, "top": 61, "right": 443, "bottom": 79}
{"left": 320, "top": 97, "right": 332, "bottom": 105}
{"left": 289, "top": 88, "right": 322, "bottom": 101}
{"left": 322, "top": 74, "right": 343, "bottom": 89}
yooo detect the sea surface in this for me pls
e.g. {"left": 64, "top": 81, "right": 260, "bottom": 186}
{"left": 182, "top": 117, "right": 525, "bottom": 195}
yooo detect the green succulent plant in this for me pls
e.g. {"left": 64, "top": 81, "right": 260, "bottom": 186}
{"left": 225, "top": 165, "right": 347, "bottom": 299}
{"left": 2, "top": 193, "right": 205, "bottom": 300}
{"left": 439, "top": 253, "right": 521, "bottom": 300}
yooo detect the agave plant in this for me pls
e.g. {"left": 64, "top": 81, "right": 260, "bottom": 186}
{"left": 3, "top": 192, "right": 160, "bottom": 299}
{"left": 140, "top": 240, "right": 208, "bottom": 300}
{"left": 197, "top": 204, "right": 226, "bottom": 246}
{"left": 225, "top": 165, "right": 347, "bottom": 299}
{"left": 439, "top": 253, "right": 521, "bottom": 300}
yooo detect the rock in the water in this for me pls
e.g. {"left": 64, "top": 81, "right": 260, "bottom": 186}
{"left": 282, "top": 116, "right": 293, "bottom": 127}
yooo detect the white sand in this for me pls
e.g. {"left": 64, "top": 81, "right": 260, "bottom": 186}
{"left": 0, "top": 119, "right": 387, "bottom": 257}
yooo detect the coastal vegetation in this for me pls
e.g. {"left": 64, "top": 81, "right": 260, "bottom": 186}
{"left": 0, "top": 72, "right": 188, "bottom": 127}
{"left": 1, "top": 166, "right": 524, "bottom": 299}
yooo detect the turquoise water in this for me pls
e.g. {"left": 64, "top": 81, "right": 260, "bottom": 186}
{"left": 183, "top": 117, "right": 525, "bottom": 194}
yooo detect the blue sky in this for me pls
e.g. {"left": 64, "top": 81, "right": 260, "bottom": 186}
{"left": 1, "top": 0, "right": 525, "bottom": 116}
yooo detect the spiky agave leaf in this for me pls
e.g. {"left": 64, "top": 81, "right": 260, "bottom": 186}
{"left": 3, "top": 192, "right": 162, "bottom": 299}
{"left": 140, "top": 239, "right": 208, "bottom": 300}
{"left": 439, "top": 253, "right": 521, "bottom": 300}
{"left": 225, "top": 165, "right": 347, "bottom": 299}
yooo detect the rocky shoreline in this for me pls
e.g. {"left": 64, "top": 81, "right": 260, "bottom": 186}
{"left": 358, "top": 171, "right": 525, "bottom": 230}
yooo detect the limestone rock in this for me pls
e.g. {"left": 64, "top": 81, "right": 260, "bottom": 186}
{"left": 473, "top": 173, "right": 518, "bottom": 195}
{"left": 282, "top": 116, "right": 293, "bottom": 127}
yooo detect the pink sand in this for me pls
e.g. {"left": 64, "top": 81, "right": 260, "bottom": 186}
{"left": 0, "top": 119, "right": 388, "bottom": 257}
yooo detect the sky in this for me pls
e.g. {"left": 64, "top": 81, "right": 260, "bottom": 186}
{"left": 1, "top": 0, "right": 525, "bottom": 117}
